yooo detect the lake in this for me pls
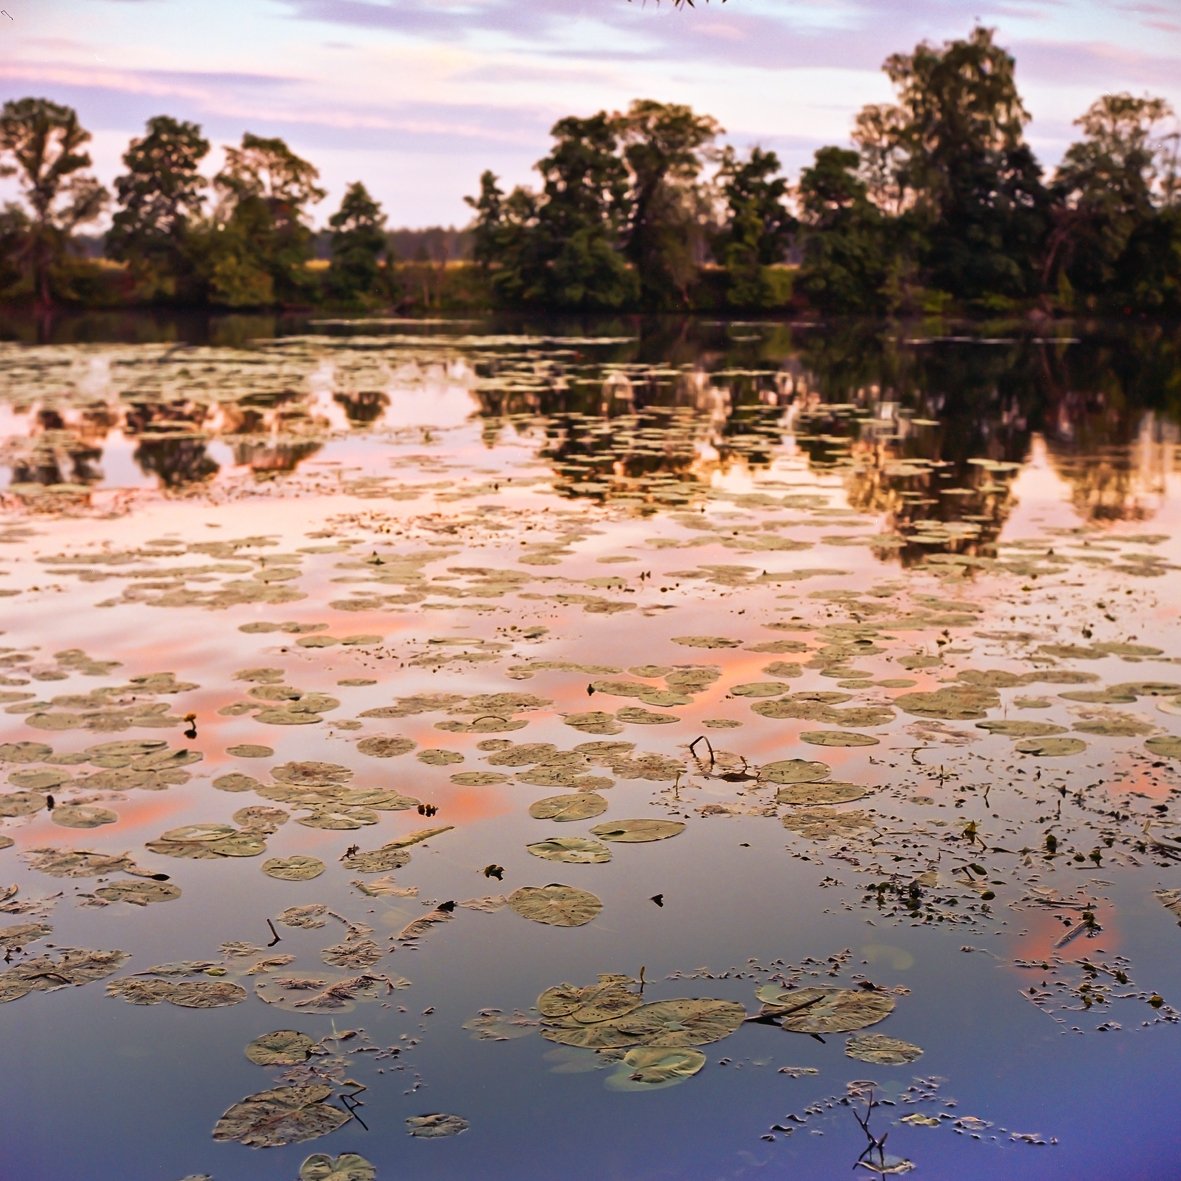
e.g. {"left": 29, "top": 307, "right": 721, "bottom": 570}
{"left": 1, "top": 312, "right": 1180, "bottom": 1181}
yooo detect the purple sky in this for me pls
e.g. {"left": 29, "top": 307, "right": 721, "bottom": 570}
{"left": 2, "top": 0, "right": 1179, "bottom": 229}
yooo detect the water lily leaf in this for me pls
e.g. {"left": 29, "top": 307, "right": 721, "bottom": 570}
{"left": 106, "top": 977, "right": 176, "bottom": 1005}
{"left": 167, "top": 980, "right": 248, "bottom": 1008}
{"left": 589, "top": 819, "right": 685, "bottom": 843}
{"left": 527, "top": 837, "right": 612, "bottom": 864}
{"left": 776, "top": 782, "right": 870, "bottom": 805}
{"left": 51, "top": 805, "right": 118, "bottom": 829}
{"left": 759, "top": 985, "right": 895, "bottom": 1033}
{"left": 1146, "top": 736, "right": 1181, "bottom": 759}
{"left": 246, "top": 1029, "right": 317, "bottom": 1066}
{"left": 462, "top": 1009, "right": 539, "bottom": 1040}
{"left": 256, "top": 972, "right": 404, "bottom": 1013}
{"left": 0, "top": 947, "right": 130, "bottom": 1003}
{"left": 322, "top": 938, "right": 383, "bottom": 969}
{"left": 381, "top": 825, "right": 454, "bottom": 850}
{"left": 263, "top": 856, "right": 325, "bottom": 881}
{"left": 546, "top": 996, "right": 746, "bottom": 1049}
{"left": 894, "top": 687, "right": 999, "bottom": 720}
{"left": 0, "top": 792, "right": 47, "bottom": 818}
{"left": 537, "top": 979, "right": 641, "bottom": 1023}
{"left": 298, "top": 1153, "right": 376, "bottom": 1181}
{"left": 23, "top": 848, "right": 135, "bottom": 877}
{"left": 94, "top": 880, "right": 181, "bottom": 906}
{"left": 782, "top": 808, "right": 877, "bottom": 838}
{"left": 845, "top": 1033, "right": 923, "bottom": 1065}
{"left": 976, "top": 720, "right": 1067, "bottom": 737}
{"left": 508, "top": 884, "right": 602, "bottom": 927}
{"left": 356, "top": 736, "right": 415, "bottom": 758}
{"left": 212, "top": 1084, "right": 351, "bottom": 1148}
{"left": 761, "top": 759, "right": 831, "bottom": 784}
{"left": 528, "top": 793, "right": 608, "bottom": 822}
{"left": 227, "top": 744, "right": 273, "bottom": 758}
{"left": 605, "top": 1046, "right": 706, "bottom": 1091}
{"left": 158, "top": 823, "right": 237, "bottom": 843}
{"left": 799, "top": 730, "right": 879, "bottom": 747}
{"left": 1014, "top": 737, "right": 1087, "bottom": 756}
{"left": 406, "top": 1113, "right": 469, "bottom": 1138}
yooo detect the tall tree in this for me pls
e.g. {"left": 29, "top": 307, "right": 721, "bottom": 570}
{"left": 107, "top": 115, "right": 209, "bottom": 301}
{"left": 715, "top": 145, "right": 795, "bottom": 307}
{"left": 616, "top": 99, "right": 721, "bottom": 307}
{"left": 1047, "top": 93, "right": 1177, "bottom": 300}
{"left": 206, "top": 133, "right": 325, "bottom": 305}
{"left": 0, "top": 98, "right": 107, "bottom": 305}
{"left": 860, "top": 27, "right": 1049, "bottom": 300}
{"left": 328, "top": 181, "right": 389, "bottom": 301}
{"left": 534, "top": 112, "right": 637, "bottom": 309}
{"left": 795, "top": 146, "right": 891, "bottom": 314}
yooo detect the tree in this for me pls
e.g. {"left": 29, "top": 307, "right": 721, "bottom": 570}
{"left": 328, "top": 181, "right": 389, "bottom": 301}
{"left": 617, "top": 99, "right": 721, "bottom": 307}
{"left": 206, "top": 133, "right": 325, "bottom": 305}
{"left": 465, "top": 170, "right": 506, "bottom": 273}
{"left": 858, "top": 28, "right": 1049, "bottom": 300}
{"left": 534, "top": 113, "right": 637, "bottom": 309}
{"left": 107, "top": 116, "right": 209, "bottom": 301}
{"left": 715, "top": 145, "right": 795, "bottom": 307}
{"left": 1047, "top": 93, "right": 1177, "bottom": 300}
{"left": 0, "top": 97, "right": 107, "bottom": 305}
{"left": 795, "top": 147, "right": 891, "bottom": 314}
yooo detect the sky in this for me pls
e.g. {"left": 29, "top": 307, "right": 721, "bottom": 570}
{"left": 1, "top": 0, "right": 1180, "bottom": 230}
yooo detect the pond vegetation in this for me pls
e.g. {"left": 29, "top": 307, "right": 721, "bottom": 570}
{"left": 1, "top": 314, "right": 1180, "bottom": 1180}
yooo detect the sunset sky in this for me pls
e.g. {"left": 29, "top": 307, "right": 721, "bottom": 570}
{"left": 2, "top": 0, "right": 1179, "bottom": 229}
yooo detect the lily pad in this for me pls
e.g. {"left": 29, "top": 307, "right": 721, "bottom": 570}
{"left": 776, "top": 782, "right": 871, "bottom": 805}
{"left": 528, "top": 793, "right": 609, "bottom": 822}
{"left": 212, "top": 1084, "right": 351, "bottom": 1148}
{"left": 406, "top": 1113, "right": 469, "bottom": 1138}
{"left": 262, "top": 856, "right": 326, "bottom": 881}
{"left": 1146, "top": 736, "right": 1181, "bottom": 759}
{"left": 542, "top": 997, "right": 746, "bottom": 1049}
{"left": 508, "top": 884, "right": 602, "bottom": 927}
{"left": 799, "top": 730, "right": 879, "bottom": 747}
{"left": 298, "top": 1154, "right": 376, "bottom": 1181}
{"left": 0, "top": 947, "right": 130, "bottom": 1003}
{"left": 605, "top": 1046, "right": 707, "bottom": 1091}
{"left": 94, "top": 880, "right": 181, "bottom": 906}
{"left": 782, "top": 808, "right": 877, "bottom": 838}
{"left": 588, "top": 819, "right": 686, "bottom": 843}
{"left": 845, "top": 1033, "right": 923, "bottom": 1065}
{"left": 246, "top": 1029, "right": 317, "bottom": 1066}
{"left": 51, "top": 805, "right": 119, "bottom": 829}
{"left": 757, "top": 984, "right": 895, "bottom": 1033}
{"left": 761, "top": 759, "right": 831, "bottom": 784}
{"left": 527, "top": 837, "right": 612, "bottom": 864}
{"left": 1014, "top": 737, "right": 1087, "bottom": 756}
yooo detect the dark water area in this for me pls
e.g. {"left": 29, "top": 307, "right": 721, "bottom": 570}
{"left": 1, "top": 312, "right": 1180, "bottom": 1181}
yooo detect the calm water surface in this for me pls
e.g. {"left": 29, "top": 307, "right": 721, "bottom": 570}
{"left": 1, "top": 313, "right": 1180, "bottom": 1181}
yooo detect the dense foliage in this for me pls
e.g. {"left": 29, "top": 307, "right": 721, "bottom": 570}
{"left": 1, "top": 25, "right": 1178, "bottom": 314}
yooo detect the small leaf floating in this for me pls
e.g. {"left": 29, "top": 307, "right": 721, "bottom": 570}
{"left": 212, "top": 1084, "right": 351, "bottom": 1148}
{"left": 405, "top": 1113, "right": 470, "bottom": 1138}
{"left": 298, "top": 1153, "right": 376, "bottom": 1181}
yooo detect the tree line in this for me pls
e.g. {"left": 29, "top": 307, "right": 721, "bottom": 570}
{"left": 1, "top": 26, "right": 1178, "bottom": 315}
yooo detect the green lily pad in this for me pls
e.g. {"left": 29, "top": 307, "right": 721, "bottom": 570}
{"left": 212, "top": 1084, "right": 351, "bottom": 1147}
{"left": 527, "top": 837, "right": 612, "bottom": 864}
{"left": 1014, "top": 737, "right": 1087, "bottom": 756}
{"left": 508, "top": 884, "right": 602, "bottom": 927}
{"left": 976, "top": 720, "right": 1067, "bottom": 738}
{"left": 542, "top": 996, "right": 746, "bottom": 1049}
{"left": 776, "top": 782, "right": 871, "bottom": 805}
{"left": 0, "top": 947, "right": 130, "bottom": 1004}
{"left": 406, "top": 1113, "right": 469, "bottom": 1138}
{"left": 94, "top": 880, "right": 181, "bottom": 906}
{"left": 761, "top": 759, "right": 831, "bottom": 784}
{"left": 605, "top": 1046, "right": 707, "bottom": 1091}
{"left": 356, "top": 736, "right": 416, "bottom": 758}
{"left": 1146, "top": 736, "right": 1181, "bottom": 759}
{"left": 894, "top": 687, "right": 999, "bottom": 720}
{"left": 246, "top": 1029, "right": 317, "bottom": 1066}
{"left": 262, "top": 856, "right": 326, "bottom": 881}
{"left": 845, "top": 1033, "right": 923, "bottom": 1065}
{"left": 800, "top": 730, "right": 879, "bottom": 747}
{"left": 528, "top": 793, "right": 609, "bottom": 822}
{"left": 298, "top": 1153, "right": 376, "bottom": 1181}
{"left": 782, "top": 808, "right": 877, "bottom": 838}
{"left": 51, "top": 805, "right": 118, "bottom": 829}
{"left": 757, "top": 984, "right": 895, "bottom": 1033}
{"left": 588, "top": 819, "right": 686, "bottom": 843}
{"left": 538, "top": 979, "right": 642, "bottom": 1023}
